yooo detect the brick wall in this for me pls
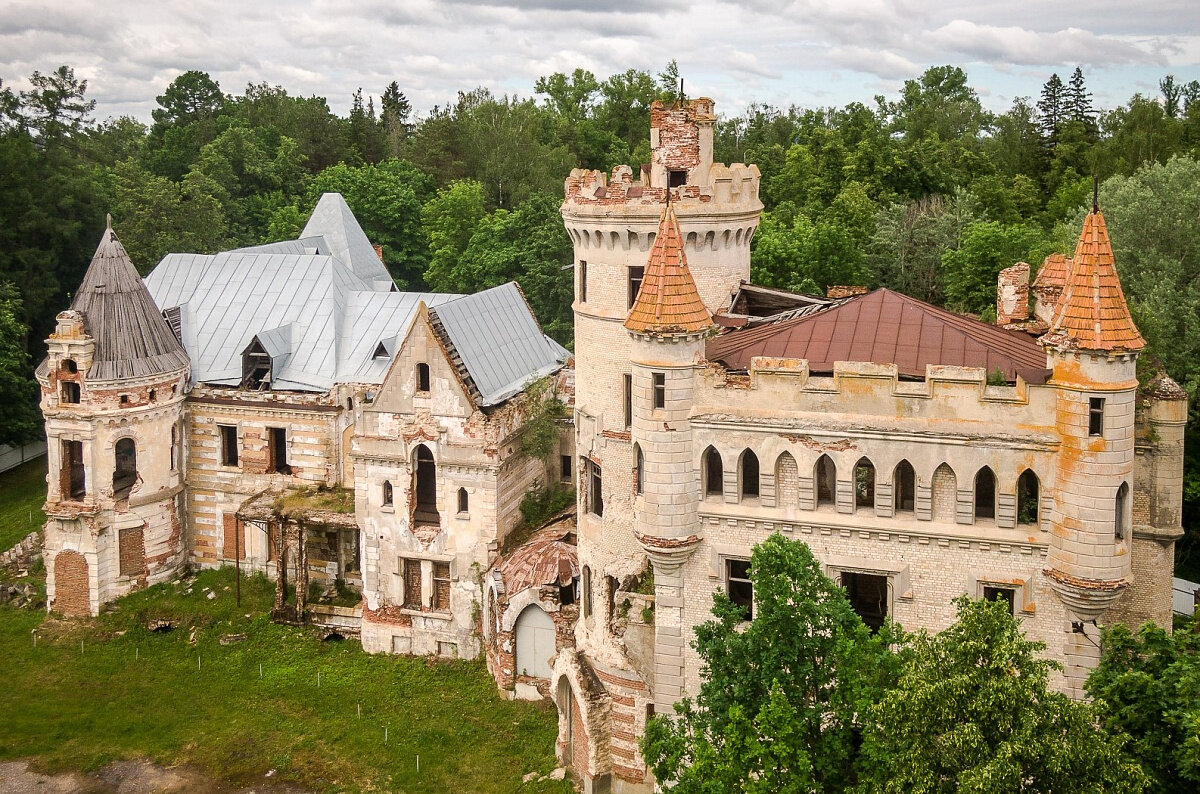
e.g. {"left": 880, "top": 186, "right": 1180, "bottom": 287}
{"left": 118, "top": 526, "right": 145, "bottom": 577}
{"left": 931, "top": 464, "right": 957, "bottom": 522}
{"left": 996, "top": 262, "right": 1030, "bottom": 325}
{"left": 53, "top": 550, "right": 89, "bottom": 615}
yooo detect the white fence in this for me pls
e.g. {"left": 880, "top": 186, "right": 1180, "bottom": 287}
{"left": 0, "top": 441, "right": 46, "bottom": 474}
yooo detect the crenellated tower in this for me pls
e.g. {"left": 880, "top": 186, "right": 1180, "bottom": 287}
{"left": 37, "top": 218, "right": 190, "bottom": 616}
{"left": 1039, "top": 206, "right": 1145, "bottom": 696}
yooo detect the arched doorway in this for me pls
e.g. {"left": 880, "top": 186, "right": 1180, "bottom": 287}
{"left": 514, "top": 604, "right": 556, "bottom": 679}
{"left": 413, "top": 444, "right": 438, "bottom": 526}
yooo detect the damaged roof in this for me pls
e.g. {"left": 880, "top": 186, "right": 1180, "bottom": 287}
{"left": 624, "top": 203, "right": 713, "bottom": 335}
{"left": 707, "top": 288, "right": 1052, "bottom": 384}
{"left": 498, "top": 520, "right": 578, "bottom": 597}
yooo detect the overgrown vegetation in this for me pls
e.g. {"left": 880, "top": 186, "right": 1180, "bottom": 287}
{"left": 272, "top": 485, "right": 355, "bottom": 518}
{"left": 518, "top": 376, "right": 567, "bottom": 461}
{"left": 0, "top": 567, "right": 569, "bottom": 793}
{"left": 517, "top": 480, "right": 575, "bottom": 532}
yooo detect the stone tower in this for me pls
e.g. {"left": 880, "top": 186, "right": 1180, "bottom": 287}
{"left": 37, "top": 218, "right": 190, "bottom": 616}
{"left": 1040, "top": 207, "right": 1145, "bottom": 696}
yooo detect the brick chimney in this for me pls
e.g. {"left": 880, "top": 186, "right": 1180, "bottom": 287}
{"left": 826, "top": 285, "right": 868, "bottom": 299}
{"left": 996, "top": 262, "right": 1030, "bottom": 324}
{"left": 372, "top": 244, "right": 384, "bottom": 262}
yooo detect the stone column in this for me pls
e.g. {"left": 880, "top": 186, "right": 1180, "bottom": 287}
{"left": 638, "top": 534, "right": 701, "bottom": 714}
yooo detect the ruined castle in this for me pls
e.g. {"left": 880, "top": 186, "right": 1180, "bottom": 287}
{"left": 35, "top": 98, "right": 1185, "bottom": 794}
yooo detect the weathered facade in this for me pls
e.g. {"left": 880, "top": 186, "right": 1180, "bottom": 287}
{"left": 555, "top": 99, "right": 1186, "bottom": 793}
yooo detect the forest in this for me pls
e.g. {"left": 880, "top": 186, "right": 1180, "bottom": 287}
{"left": 1, "top": 62, "right": 1198, "bottom": 569}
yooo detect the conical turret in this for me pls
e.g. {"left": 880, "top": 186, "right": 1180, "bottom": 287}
{"left": 624, "top": 204, "right": 713, "bottom": 336}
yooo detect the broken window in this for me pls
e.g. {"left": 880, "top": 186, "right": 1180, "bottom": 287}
{"left": 60, "top": 381, "right": 80, "bottom": 404}
{"left": 726, "top": 559, "right": 753, "bottom": 621}
{"left": 894, "top": 460, "right": 915, "bottom": 513}
{"left": 560, "top": 455, "right": 572, "bottom": 482}
{"left": 1115, "top": 482, "right": 1129, "bottom": 540}
{"left": 414, "top": 444, "right": 439, "bottom": 525}
{"left": 219, "top": 425, "right": 238, "bottom": 467}
{"left": 113, "top": 438, "right": 137, "bottom": 500}
{"left": 242, "top": 338, "right": 272, "bottom": 390}
{"left": 60, "top": 358, "right": 78, "bottom": 374}
{"left": 403, "top": 558, "right": 423, "bottom": 609}
{"left": 1089, "top": 397, "right": 1105, "bottom": 437}
{"left": 703, "top": 446, "right": 723, "bottom": 497}
{"left": 854, "top": 457, "right": 875, "bottom": 510}
{"left": 582, "top": 566, "right": 592, "bottom": 618}
{"left": 587, "top": 459, "right": 603, "bottom": 517}
{"left": 668, "top": 170, "right": 687, "bottom": 188}
{"left": 560, "top": 577, "right": 577, "bottom": 606}
{"left": 1017, "top": 470, "right": 1039, "bottom": 526}
{"left": 266, "top": 427, "right": 290, "bottom": 474}
{"left": 417, "top": 363, "right": 430, "bottom": 392}
{"left": 740, "top": 450, "right": 759, "bottom": 499}
{"left": 634, "top": 444, "right": 644, "bottom": 495}
{"left": 983, "top": 586, "right": 1016, "bottom": 615}
{"left": 815, "top": 455, "right": 836, "bottom": 507}
{"left": 433, "top": 561, "right": 451, "bottom": 611}
{"left": 974, "top": 466, "right": 996, "bottom": 521}
{"left": 843, "top": 572, "right": 888, "bottom": 634}
{"left": 61, "top": 439, "right": 85, "bottom": 500}
{"left": 382, "top": 480, "right": 393, "bottom": 507}
{"left": 628, "top": 265, "right": 644, "bottom": 308}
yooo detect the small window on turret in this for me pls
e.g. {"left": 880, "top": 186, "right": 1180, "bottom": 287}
{"left": 60, "top": 381, "right": 80, "bottom": 404}
{"left": 579, "top": 260, "right": 588, "bottom": 303}
{"left": 668, "top": 170, "right": 687, "bottom": 188}
{"left": 1089, "top": 398, "right": 1105, "bottom": 436}
{"left": 61, "top": 359, "right": 77, "bottom": 374}
{"left": 628, "top": 266, "right": 644, "bottom": 308}
{"left": 653, "top": 372, "right": 666, "bottom": 409}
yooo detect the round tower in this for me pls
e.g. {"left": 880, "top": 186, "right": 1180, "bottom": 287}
{"left": 1039, "top": 206, "right": 1145, "bottom": 695}
{"left": 562, "top": 97, "right": 761, "bottom": 638}
{"left": 37, "top": 218, "right": 190, "bottom": 616}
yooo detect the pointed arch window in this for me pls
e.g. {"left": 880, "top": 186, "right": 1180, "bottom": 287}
{"left": 703, "top": 447, "right": 723, "bottom": 497}
{"left": 815, "top": 455, "right": 836, "bottom": 507}
{"left": 634, "top": 444, "right": 644, "bottom": 495}
{"left": 974, "top": 466, "right": 997, "bottom": 521}
{"left": 932, "top": 463, "right": 956, "bottom": 522}
{"left": 775, "top": 452, "right": 798, "bottom": 507}
{"left": 740, "top": 450, "right": 760, "bottom": 500}
{"left": 457, "top": 487, "right": 469, "bottom": 515}
{"left": 413, "top": 444, "right": 438, "bottom": 525}
{"left": 382, "top": 480, "right": 393, "bottom": 507}
{"left": 1017, "top": 470, "right": 1040, "bottom": 526}
{"left": 894, "top": 460, "right": 915, "bottom": 513}
{"left": 854, "top": 457, "right": 876, "bottom": 510}
{"left": 1115, "top": 482, "right": 1129, "bottom": 540}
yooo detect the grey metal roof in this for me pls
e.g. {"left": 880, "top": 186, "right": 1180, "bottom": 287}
{"left": 66, "top": 221, "right": 190, "bottom": 381}
{"left": 300, "top": 193, "right": 394, "bottom": 288}
{"left": 431, "top": 283, "right": 571, "bottom": 408}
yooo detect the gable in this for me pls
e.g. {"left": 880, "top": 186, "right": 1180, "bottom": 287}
{"left": 369, "top": 304, "right": 475, "bottom": 418}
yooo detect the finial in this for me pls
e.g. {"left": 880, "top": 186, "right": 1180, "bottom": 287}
{"left": 105, "top": 212, "right": 112, "bottom": 230}
{"left": 1092, "top": 174, "right": 1100, "bottom": 213}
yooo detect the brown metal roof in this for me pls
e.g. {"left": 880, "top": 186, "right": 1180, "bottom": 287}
{"left": 1041, "top": 209, "right": 1145, "bottom": 353}
{"left": 706, "top": 288, "right": 1052, "bottom": 384}
{"left": 70, "top": 219, "right": 190, "bottom": 380}
{"left": 624, "top": 203, "right": 713, "bottom": 335}
{"left": 499, "top": 523, "right": 578, "bottom": 596}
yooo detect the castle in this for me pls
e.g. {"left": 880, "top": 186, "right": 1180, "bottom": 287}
{"left": 35, "top": 99, "right": 1185, "bottom": 794}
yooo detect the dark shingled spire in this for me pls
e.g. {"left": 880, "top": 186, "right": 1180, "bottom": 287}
{"left": 71, "top": 222, "right": 190, "bottom": 380}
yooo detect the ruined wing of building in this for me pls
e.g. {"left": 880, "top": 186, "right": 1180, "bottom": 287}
{"left": 35, "top": 98, "right": 1187, "bottom": 794}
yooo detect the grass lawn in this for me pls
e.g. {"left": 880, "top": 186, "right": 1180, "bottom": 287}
{"left": 0, "top": 456, "right": 47, "bottom": 552}
{"left": 0, "top": 568, "right": 571, "bottom": 793}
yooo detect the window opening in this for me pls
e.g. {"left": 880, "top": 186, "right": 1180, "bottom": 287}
{"left": 815, "top": 455, "right": 836, "bottom": 507}
{"left": 854, "top": 457, "right": 876, "bottom": 510}
{"left": 219, "top": 425, "right": 238, "bottom": 466}
{"left": 974, "top": 467, "right": 996, "bottom": 521}
{"left": 403, "top": 558, "right": 423, "bottom": 609}
{"left": 62, "top": 439, "right": 85, "bottom": 500}
{"left": 983, "top": 586, "right": 1016, "bottom": 615}
{"left": 726, "top": 559, "right": 753, "bottom": 620}
{"left": 457, "top": 487, "right": 469, "bottom": 515}
{"left": 373, "top": 342, "right": 389, "bottom": 359}
{"left": 1115, "top": 482, "right": 1129, "bottom": 540}
{"left": 113, "top": 438, "right": 137, "bottom": 500}
{"left": 170, "top": 426, "right": 177, "bottom": 471}
{"left": 560, "top": 576, "right": 577, "bottom": 606}
{"left": 894, "top": 460, "right": 915, "bottom": 513}
{"left": 634, "top": 445, "right": 644, "bottom": 495}
{"left": 1089, "top": 397, "right": 1105, "bottom": 437}
{"left": 1017, "top": 470, "right": 1040, "bottom": 526}
{"left": 628, "top": 265, "right": 645, "bottom": 308}
{"left": 560, "top": 455, "right": 572, "bottom": 482}
{"left": 741, "top": 450, "right": 759, "bottom": 499}
{"left": 579, "top": 260, "right": 587, "bottom": 303}
{"left": 60, "top": 381, "right": 80, "bottom": 404}
{"left": 242, "top": 338, "right": 271, "bottom": 390}
{"left": 417, "top": 363, "right": 430, "bottom": 392}
{"left": 433, "top": 561, "right": 451, "bottom": 610}
{"left": 582, "top": 566, "right": 593, "bottom": 618}
{"left": 652, "top": 372, "right": 665, "bottom": 409}
{"left": 267, "top": 427, "right": 290, "bottom": 474}
{"left": 668, "top": 170, "right": 687, "bottom": 188}
{"left": 703, "top": 447, "right": 723, "bottom": 497}
{"left": 623, "top": 373, "right": 633, "bottom": 428}
{"left": 843, "top": 572, "right": 888, "bottom": 634}
{"left": 382, "top": 480, "right": 393, "bottom": 507}
{"left": 414, "top": 444, "right": 439, "bottom": 525}
{"left": 588, "top": 459, "right": 603, "bottom": 516}
{"left": 61, "top": 358, "right": 77, "bottom": 373}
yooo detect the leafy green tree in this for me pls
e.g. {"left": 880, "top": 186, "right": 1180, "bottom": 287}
{"left": 0, "top": 282, "right": 40, "bottom": 446}
{"left": 1103, "top": 96, "right": 1186, "bottom": 175}
{"left": 232, "top": 82, "right": 353, "bottom": 173}
{"left": 18, "top": 65, "right": 95, "bottom": 147}
{"left": 422, "top": 179, "right": 488, "bottom": 292}
{"left": 108, "top": 160, "right": 227, "bottom": 271}
{"left": 82, "top": 116, "right": 148, "bottom": 166}
{"left": 597, "top": 69, "right": 658, "bottom": 157}
{"left": 152, "top": 70, "right": 226, "bottom": 130}
{"left": 941, "top": 220, "right": 1045, "bottom": 314}
{"left": 348, "top": 87, "right": 384, "bottom": 164}
{"left": 865, "top": 190, "right": 979, "bottom": 304}
{"left": 890, "top": 66, "right": 990, "bottom": 144}
{"left": 641, "top": 534, "right": 901, "bottom": 793}
{"left": 1086, "top": 621, "right": 1200, "bottom": 793}
{"left": 857, "top": 597, "right": 1148, "bottom": 793}
{"left": 751, "top": 213, "right": 865, "bottom": 296}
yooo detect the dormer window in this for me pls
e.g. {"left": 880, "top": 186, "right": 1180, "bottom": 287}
{"left": 242, "top": 338, "right": 272, "bottom": 390}
{"left": 373, "top": 342, "right": 389, "bottom": 359}
{"left": 417, "top": 363, "right": 430, "bottom": 392}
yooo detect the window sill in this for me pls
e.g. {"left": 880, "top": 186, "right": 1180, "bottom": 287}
{"left": 456, "top": 512, "right": 469, "bottom": 520}
{"left": 380, "top": 506, "right": 395, "bottom": 514}
{"left": 399, "top": 607, "right": 453, "bottom": 621}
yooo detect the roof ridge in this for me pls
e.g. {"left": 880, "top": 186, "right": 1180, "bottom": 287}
{"left": 624, "top": 204, "right": 713, "bottom": 335}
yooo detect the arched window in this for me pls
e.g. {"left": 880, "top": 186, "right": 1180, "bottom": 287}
{"left": 894, "top": 460, "right": 915, "bottom": 513}
{"left": 703, "top": 446, "right": 723, "bottom": 497}
{"left": 974, "top": 466, "right": 996, "bottom": 521}
{"left": 413, "top": 445, "right": 438, "bottom": 525}
{"left": 634, "top": 444, "right": 644, "bottom": 495}
{"left": 382, "top": 480, "right": 393, "bottom": 507}
{"left": 1017, "top": 470, "right": 1039, "bottom": 526}
{"left": 932, "top": 463, "right": 956, "bottom": 522}
{"left": 113, "top": 438, "right": 137, "bottom": 499}
{"left": 1115, "top": 482, "right": 1129, "bottom": 540}
{"left": 854, "top": 457, "right": 876, "bottom": 510}
{"left": 815, "top": 454, "right": 836, "bottom": 507}
{"left": 775, "top": 452, "right": 798, "bottom": 507}
{"left": 60, "top": 358, "right": 77, "bottom": 374}
{"left": 416, "top": 362, "right": 430, "bottom": 392}
{"left": 457, "top": 487, "right": 469, "bottom": 514}
{"left": 740, "top": 450, "right": 759, "bottom": 500}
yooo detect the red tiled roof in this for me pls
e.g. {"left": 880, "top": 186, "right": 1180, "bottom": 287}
{"left": 1032, "top": 253, "right": 1070, "bottom": 291}
{"left": 1042, "top": 209, "right": 1145, "bottom": 353}
{"left": 624, "top": 204, "right": 713, "bottom": 335}
{"left": 706, "top": 288, "right": 1052, "bottom": 384}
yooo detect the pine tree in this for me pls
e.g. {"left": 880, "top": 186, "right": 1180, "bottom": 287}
{"left": 1038, "top": 72, "right": 1066, "bottom": 146}
{"left": 1160, "top": 74, "right": 1182, "bottom": 118}
{"left": 380, "top": 81, "right": 412, "bottom": 157}
{"left": 1067, "top": 68, "right": 1096, "bottom": 124}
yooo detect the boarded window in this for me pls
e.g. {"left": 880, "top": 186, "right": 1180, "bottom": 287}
{"left": 118, "top": 526, "right": 144, "bottom": 577}
{"left": 433, "top": 561, "right": 451, "bottom": 611}
{"left": 403, "top": 559, "right": 423, "bottom": 609}
{"left": 221, "top": 514, "right": 245, "bottom": 561}
{"left": 775, "top": 453, "right": 798, "bottom": 507}
{"left": 931, "top": 463, "right": 956, "bottom": 522}
{"left": 219, "top": 425, "right": 238, "bottom": 467}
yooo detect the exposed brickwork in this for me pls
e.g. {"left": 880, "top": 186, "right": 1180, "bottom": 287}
{"left": 221, "top": 514, "right": 245, "bottom": 561}
{"left": 118, "top": 526, "right": 146, "bottom": 578}
{"left": 825, "top": 285, "right": 868, "bottom": 299}
{"left": 53, "top": 550, "right": 89, "bottom": 615}
{"left": 996, "top": 262, "right": 1030, "bottom": 325}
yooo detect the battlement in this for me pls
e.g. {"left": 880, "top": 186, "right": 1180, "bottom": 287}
{"left": 563, "top": 162, "right": 760, "bottom": 212}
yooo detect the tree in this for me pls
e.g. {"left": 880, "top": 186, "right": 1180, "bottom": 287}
{"left": 865, "top": 190, "right": 979, "bottom": 305}
{"left": 108, "top": 161, "right": 227, "bottom": 271}
{"left": 0, "top": 282, "right": 40, "bottom": 446}
{"left": 1038, "top": 73, "right": 1067, "bottom": 147}
{"left": 422, "top": 180, "right": 488, "bottom": 292}
{"left": 941, "top": 221, "right": 1045, "bottom": 314}
{"left": 1161, "top": 75, "right": 1184, "bottom": 119}
{"left": 151, "top": 70, "right": 225, "bottom": 129}
{"left": 641, "top": 534, "right": 901, "bottom": 793}
{"left": 1086, "top": 621, "right": 1200, "bottom": 793}
{"left": 19, "top": 65, "right": 95, "bottom": 147}
{"left": 857, "top": 597, "right": 1148, "bottom": 793}
{"left": 1068, "top": 67, "right": 1098, "bottom": 132}
{"left": 348, "top": 87, "right": 384, "bottom": 164}
{"left": 380, "top": 81, "right": 412, "bottom": 157}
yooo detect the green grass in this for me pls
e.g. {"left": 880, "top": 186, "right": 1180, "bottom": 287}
{"left": 0, "top": 568, "right": 570, "bottom": 793}
{"left": 0, "top": 456, "right": 47, "bottom": 552}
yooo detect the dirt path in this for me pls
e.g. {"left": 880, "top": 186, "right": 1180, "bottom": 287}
{"left": 0, "top": 759, "right": 310, "bottom": 794}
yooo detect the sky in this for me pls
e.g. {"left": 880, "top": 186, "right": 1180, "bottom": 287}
{"left": 0, "top": 0, "right": 1197, "bottom": 123}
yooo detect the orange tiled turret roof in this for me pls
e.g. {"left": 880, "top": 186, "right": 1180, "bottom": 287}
{"left": 1032, "top": 252, "right": 1071, "bottom": 290}
{"left": 1042, "top": 208, "right": 1145, "bottom": 353}
{"left": 624, "top": 204, "right": 713, "bottom": 335}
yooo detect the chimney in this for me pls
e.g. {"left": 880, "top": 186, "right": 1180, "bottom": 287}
{"left": 996, "top": 262, "right": 1030, "bottom": 325}
{"left": 372, "top": 243, "right": 384, "bottom": 262}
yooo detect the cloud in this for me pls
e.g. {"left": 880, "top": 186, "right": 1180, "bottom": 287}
{"left": 923, "top": 21, "right": 1164, "bottom": 67}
